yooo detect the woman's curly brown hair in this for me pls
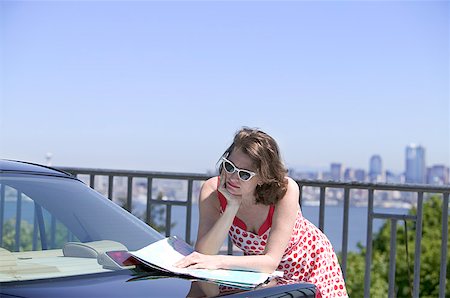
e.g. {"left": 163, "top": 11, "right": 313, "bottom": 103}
{"left": 221, "top": 127, "right": 288, "bottom": 205}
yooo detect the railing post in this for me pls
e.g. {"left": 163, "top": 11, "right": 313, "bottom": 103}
{"left": 14, "top": 192, "right": 22, "bottom": 252}
{"left": 388, "top": 219, "right": 398, "bottom": 298}
{"left": 319, "top": 186, "right": 326, "bottom": 231}
{"left": 146, "top": 177, "right": 153, "bottom": 225}
{"left": 413, "top": 191, "right": 424, "bottom": 298}
{"left": 186, "top": 180, "right": 193, "bottom": 244}
{"left": 126, "top": 176, "right": 133, "bottom": 212}
{"left": 35, "top": 204, "right": 47, "bottom": 250}
{"left": 165, "top": 204, "right": 172, "bottom": 237}
{"left": 228, "top": 236, "right": 233, "bottom": 255}
{"left": 298, "top": 184, "right": 303, "bottom": 209}
{"left": 108, "top": 175, "right": 114, "bottom": 200}
{"left": 364, "top": 188, "right": 374, "bottom": 298}
{"left": 439, "top": 192, "right": 449, "bottom": 298}
{"left": 90, "top": 174, "right": 95, "bottom": 189}
{"left": 341, "top": 187, "right": 350, "bottom": 278}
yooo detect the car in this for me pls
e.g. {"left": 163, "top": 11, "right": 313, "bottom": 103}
{"left": 0, "top": 159, "right": 317, "bottom": 297}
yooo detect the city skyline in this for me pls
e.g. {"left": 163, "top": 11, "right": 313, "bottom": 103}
{"left": 1, "top": 1, "right": 449, "bottom": 173}
{"left": 291, "top": 143, "right": 449, "bottom": 185}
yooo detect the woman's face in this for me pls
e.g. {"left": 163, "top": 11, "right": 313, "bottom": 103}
{"left": 223, "top": 148, "right": 260, "bottom": 197}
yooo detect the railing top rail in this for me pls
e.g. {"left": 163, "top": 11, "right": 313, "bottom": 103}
{"left": 296, "top": 179, "right": 450, "bottom": 193}
{"left": 57, "top": 167, "right": 212, "bottom": 180}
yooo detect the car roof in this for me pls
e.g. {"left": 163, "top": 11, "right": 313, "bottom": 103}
{"left": 0, "top": 159, "right": 73, "bottom": 178}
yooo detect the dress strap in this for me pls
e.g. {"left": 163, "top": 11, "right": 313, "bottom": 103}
{"left": 217, "top": 176, "right": 227, "bottom": 212}
{"left": 258, "top": 205, "right": 275, "bottom": 235}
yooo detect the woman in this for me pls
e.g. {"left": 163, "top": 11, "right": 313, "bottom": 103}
{"left": 176, "top": 127, "right": 348, "bottom": 298}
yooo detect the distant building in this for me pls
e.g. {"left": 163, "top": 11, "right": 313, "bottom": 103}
{"left": 343, "top": 168, "right": 354, "bottom": 181}
{"left": 405, "top": 144, "right": 426, "bottom": 184}
{"left": 320, "top": 171, "right": 332, "bottom": 181}
{"left": 386, "top": 170, "right": 402, "bottom": 184}
{"left": 369, "top": 155, "right": 382, "bottom": 182}
{"left": 354, "top": 169, "right": 366, "bottom": 182}
{"left": 342, "top": 168, "right": 366, "bottom": 182}
{"left": 330, "top": 163, "right": 342, "bottom": 181}
{"left": 427, "top": 164, "right": 449, "bottom": 185}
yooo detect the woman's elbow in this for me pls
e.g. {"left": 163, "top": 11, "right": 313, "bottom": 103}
{"left": 263, "top": 255, "right": 281, "bottom": 273}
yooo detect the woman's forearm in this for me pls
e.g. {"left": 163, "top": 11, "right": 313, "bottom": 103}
{"left": 175, "top": 250, "right": 280, "bottom": 273}
{"left": 195, "top": 204, "right": 240, "bottom": 254}
{"left": 218, "top": 254, "right": 279, "bottom": 273}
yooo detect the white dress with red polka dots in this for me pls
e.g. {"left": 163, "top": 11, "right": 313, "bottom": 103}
{"left": 218, "top": 190, "right": 348, "bottom": 298}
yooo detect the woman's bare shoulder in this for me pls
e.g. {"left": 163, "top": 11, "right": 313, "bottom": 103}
{"left": 203, "top": 176, "right": 219, "bottom": 191}
{"left": 199, "top": 177, "right": 221, "bottom": 213}
{"left": 199, "top": 176, "right": 219, "bottom": 200}
{"left": 285, "top": 176, "right": 299, "bottom": 191}
{"left": 277, "top": 176, "right": 300, "bottom": 206}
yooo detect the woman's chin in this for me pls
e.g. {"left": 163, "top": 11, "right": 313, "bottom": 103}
{"left": 226, "top": 185, "right": 241, "bottom": 196}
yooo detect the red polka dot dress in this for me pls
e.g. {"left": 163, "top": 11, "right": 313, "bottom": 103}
{"left": 218, "top": 190, "right": 348, "bottom": 298}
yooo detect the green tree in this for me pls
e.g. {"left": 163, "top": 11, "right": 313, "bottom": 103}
{"left": 394, "top": 196, "right": 450, "bottom": 297}
{"left": 2, "top": 216, "right": 77, "bottom": 252}
{"left": 345, "top": 195, "right": 450, "bottom": 297}
{"left": 2, "top": 219, "right": 34, "bottom": 251}
{"left": 345, "top": 246, "right": 389, "bottom": 297}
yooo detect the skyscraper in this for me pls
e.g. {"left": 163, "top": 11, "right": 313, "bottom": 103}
{"left": 405, "top": 144, "right": 426, "bottom": 184}
{"left": 427, "top": 164, "right": 449, "bottom": 185}
{"left": 330, "top": 163, "right": 342, "bottom": 181}
{"left": 369, "top": 155, "right": 382, "bottom": 182}
{"left": 354, "top": 169, "right": 366, "bottom": 182}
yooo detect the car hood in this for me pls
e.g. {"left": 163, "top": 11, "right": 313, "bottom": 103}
{"left": 0, "top": 270, "right": 218, "bottom": 298}
{"left": 0, "top": 266, "right": 317, "bottom": 298}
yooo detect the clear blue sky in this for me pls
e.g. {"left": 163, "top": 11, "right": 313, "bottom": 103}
{"left": 1, "top": 0, "right": 449, "bottom": 174}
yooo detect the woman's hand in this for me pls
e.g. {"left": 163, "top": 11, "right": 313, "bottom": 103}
{"left": 174, "top": 252, "right": 223, "bottom": 270}
{"left": 218, "top": 171, "right": 242, "bottom": 207}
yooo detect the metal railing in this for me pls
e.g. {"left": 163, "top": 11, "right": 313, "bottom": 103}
{"left": 57, "top": 167, "right": 449, "bottom": 298}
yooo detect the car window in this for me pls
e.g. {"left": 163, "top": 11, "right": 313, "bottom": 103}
{"left": 0, "top": 174, "right": 164, "bottom": 282}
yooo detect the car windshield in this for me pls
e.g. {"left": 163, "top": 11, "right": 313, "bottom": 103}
{"left": 0, "top": 173, "right": 164, "bottom": 282}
